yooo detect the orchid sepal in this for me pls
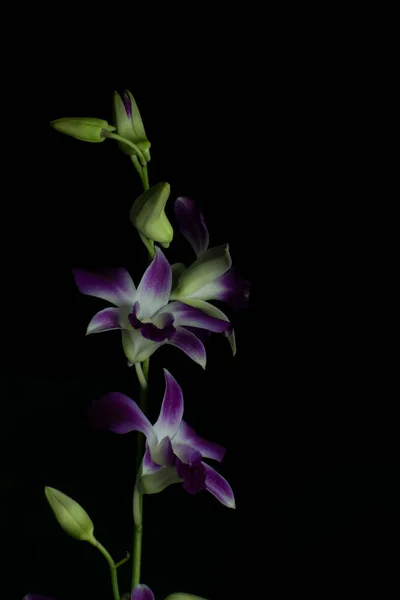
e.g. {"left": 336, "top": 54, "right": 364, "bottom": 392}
{"left": 175, "top": 297, "right": 236, "bottom": 355}
{"left": 112, "top": 90, "right": 151, "bottom": 161}
{"left": 172, "top": 244, "right": 232, "bottom": 298}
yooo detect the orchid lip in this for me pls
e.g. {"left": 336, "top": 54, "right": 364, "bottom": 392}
{"left": 128, "top": 302, "right": 176, "bottom": 342}
{"left": 176, "top": 458, "right": 207, "bottom": 494}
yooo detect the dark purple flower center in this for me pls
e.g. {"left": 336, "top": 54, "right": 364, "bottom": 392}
{"left": 123, "top": 92, "right": 132, "bottom": 118}
{"left": 128, "top": 303, "right": 176, "bottom": 342}
{"left": 176, "top": 458, "right": 207, "bottom": 494}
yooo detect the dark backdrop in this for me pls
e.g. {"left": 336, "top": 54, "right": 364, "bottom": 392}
{"left": 3, "top": 28, "right": 397, "bottom": 600}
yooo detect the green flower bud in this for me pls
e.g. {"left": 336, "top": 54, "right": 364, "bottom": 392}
{"left": 50, "top": 117, "right": 115, "bottom": 143}
{"left": 45, "top": 486, "right": 95, "bottom": 543}
{"left": 130, "top": 182, "right": 173, "bottom": 247}
{"left": 113, "top": 90, "right": 151, "bottom": 161}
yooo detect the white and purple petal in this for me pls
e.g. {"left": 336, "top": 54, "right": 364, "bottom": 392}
{"left": 87, "top": 392, "right": 157, "bottom": 446}
{"left": 86, "top": 307, "right": 122, "bottom": 335}
{"left": 174, "top": 196, "right": 209, "bottom": 257}
{"left": 162, "top": 301, "right": 232, "bottom": 334}
{"left": 131, "top": 584, "right": 155, "bottom": 600}
{"left": 153, "top": 369, "right": 184, "bottom": 440}
{"left": 180, "top": 326, "right": 211, "bottom": 345}
{"left": 176, "top": 299, "right": 236, "bottom": 356}
{"left": 174, "top": 420, "right": 226, "bottom": 462}
{"left": 188, "top": 267, "right": 251, "bottom": 308}
{"left": 166, "top": 327, "right": 206, "bottom": 369}
{"left": 142, "top": 443, "right": 162, "bottom": 474}
{"left": 173, "top": 443, "right": 202, "bottom": 464}
{"left": 171, "top": 244, "right": 232, "bottom": 300}
{"left": 134, "top": 246, "right": 172, "bottom": 319}
{"left": 151, "top": 436, "right": 175, "bottom": 466}
{"left": 203, "top": 463, "right": 236, "bottom": 509}
{"left": 139, "top": 465, "right": 182, "bottom": 494}
{"left": 73, "top": 268, "right": 135, "bottom": 307}
{"left": 172, "top": 245, "right": 232, "bottom": 298}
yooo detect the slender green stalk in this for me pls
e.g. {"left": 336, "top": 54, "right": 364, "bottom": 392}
{"left": 129, "top": 156, "right": 149, "bottom": 192}
{"left": 142, "top": 164, "right": 150, "bottom": 191}
{"left": 139, "top": 232, "right": 156, "bottom": 259}
{"left": 131, "top": 361, "right": 149, "bottom": 590}
{"left": 132, "top": 482, "right": 143, "bottom": 589}
{"left": 142, "top": 357, "right": 150, "bottom": 381}
{"left": 92, "top": 539, "right": 120, "bottom": 600}
{"left": 101, "top": 131, "right": 146, "bottom": 166}
{"left": 135, "top": 362, "right": 148, "bottom": 392}
{"left": 130, "top": 155, "right": 145, "bottom": 187}
{"left": 115, "top": 552, "right": 131, "bottom": 569}
{"left": 130, "top": 156, "right": 151, "bottom": 591}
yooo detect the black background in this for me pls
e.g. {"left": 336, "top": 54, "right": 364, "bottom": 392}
{"left": 2, "top": 20, "right": 397, "bottom": 600}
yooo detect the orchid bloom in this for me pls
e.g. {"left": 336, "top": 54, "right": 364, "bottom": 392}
{"left": 73, "top": 247, "right": 232, "bottom": 369}
{"left": 170, "top": 197, "right": 250, "bottom": 353}
{"left": 88, "top": 369, "right": 236, "bottom": 509}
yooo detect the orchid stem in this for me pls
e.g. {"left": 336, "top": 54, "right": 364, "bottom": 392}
{"left": 131, "top": 358, "right": 149, "bottom": 590}
{"left": 131, "top": 155, "right": 145, "bottom": 187}
{"left": 132, "top": 481, "right": 143, "bottom": 590}
{"left": 142, "top": 357, "right": 150, "bottom": 380}
{"left": 92, "top": 539, "right": 120, "bottom": 600}
{"left": 139, "top": 232, "right": 156, "bottom": 259}
{"left": 135, "top": 362, "right": 148, "bottom": 392}
{"left": 115, "top": 552, "right": 130, "bottom": 569}
{"left": 131, "top": 162, "right": 151, "bottom": 592}
{"left": 102, "top": 131, "right": 146, "bottom": 166}
{"left": 142, "top": 164, "right": 150, "bottom": 191}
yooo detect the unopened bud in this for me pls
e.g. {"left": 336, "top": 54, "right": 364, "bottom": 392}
{"left": 113, "top": 90, "right": 151, "bottom": 161}
{"left": 50, "top": 117, "right": 115, "bottom": 143}
{"left": 45, "top": 486, "right": 95, "bottom": 543}
{"left": 130, "top": 182, "right": 173, "bottom": 247}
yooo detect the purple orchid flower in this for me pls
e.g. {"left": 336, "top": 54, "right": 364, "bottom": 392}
{"left": 88, "top": 369, "right": 236, "bottom": 509}
{"left": 171, "top": 197, "right": 250, "bottom": 353}
{"left": 130, "top": 585, "right": 155, "bottom": 600}
{"left": 73, "top": 247, "right": 232, "bottom": 369}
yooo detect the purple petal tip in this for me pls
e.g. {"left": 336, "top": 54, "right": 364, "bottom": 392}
{"left": 123, "top": 91, "right": 132, "bottom": 118}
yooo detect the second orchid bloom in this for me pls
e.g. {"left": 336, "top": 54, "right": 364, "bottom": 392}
{"left": 88, "top": 369, "right": 235, "bottom": 508}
